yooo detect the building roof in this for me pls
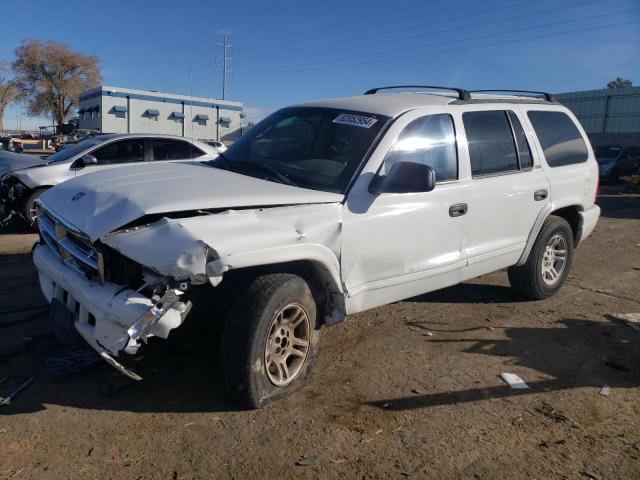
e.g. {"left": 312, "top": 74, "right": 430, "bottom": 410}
{"left": 80, "top": 85, "right": 243, "bottom": 110}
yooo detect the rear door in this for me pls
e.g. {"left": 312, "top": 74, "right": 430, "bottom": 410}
{"left": 458, "top": 107, "right": 550, "bottom": 279}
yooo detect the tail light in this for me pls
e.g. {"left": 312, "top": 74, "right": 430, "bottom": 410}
{"left": 594, "top": 177, "right": 600, "bottom": 202}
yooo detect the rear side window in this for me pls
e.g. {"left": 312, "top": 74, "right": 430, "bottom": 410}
{"left": 151, "top": 139, "right": 204, "bottom": 160}
{"left": 527, "top": 111, "right": 588, "bottom": 167}
{"left": 382, "top": 113, "right": 458, "bottom": 182}
{"left": 463, "top": 111, "right": 518, "bottom": 176}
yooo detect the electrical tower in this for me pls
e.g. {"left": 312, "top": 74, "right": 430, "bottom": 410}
{"left": 216, "top": 35, "right": 233, "bottom": 100}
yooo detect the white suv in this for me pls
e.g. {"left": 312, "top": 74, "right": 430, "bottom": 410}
{"left": 32, "top": 86, "right": 600, "bottom": 407}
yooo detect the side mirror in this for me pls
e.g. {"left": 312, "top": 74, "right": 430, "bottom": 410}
{"left": 72, "top": 154, "right": 98, "bottom": 169}
{"left": 369, "top": 161, "right": 436, "bottom": 194}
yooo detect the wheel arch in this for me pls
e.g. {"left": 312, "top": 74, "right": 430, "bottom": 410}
{"left": 207, "top": 245, "right": 346, "bottom": 326}
{"left": 516, "top": 203, "right": 583, "bottom": 266}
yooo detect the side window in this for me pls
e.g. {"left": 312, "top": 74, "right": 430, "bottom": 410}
{"left": 508, "top": 111, "right": 533, "bottom": 170}
{"left": 527, "top": 111, "right": 588, "bottom": 167}
{"left": 151, "top": 139, "right": 201, "bottom": 160}
{"left": 381, "top": 114, "right": 457, "bottom": 182}
{"left": 91, "top": 139, "right": 145, "bottom": 165}
{"left": 463, "top": 111, "right": 518, "bottom": 176}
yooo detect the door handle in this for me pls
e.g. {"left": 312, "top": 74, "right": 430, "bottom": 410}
{"left": 534, "top": 189, "right": 548, "bottom": 201}
{"left": 449, "top": 203, "right": 468, "bottom": 217}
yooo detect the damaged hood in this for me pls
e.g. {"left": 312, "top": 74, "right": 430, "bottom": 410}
{"left": 0, "top": 151, "right": 47, "bottom": 176}
{"left": 40, "top": 162, "right": 343, "bottom": 241}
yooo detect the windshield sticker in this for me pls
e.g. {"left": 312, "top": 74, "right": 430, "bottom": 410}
{"left": 333, "top": 113, "right": 378, "bottom": 128}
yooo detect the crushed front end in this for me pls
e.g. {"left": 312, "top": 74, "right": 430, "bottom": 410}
{"left": 32, "top": 204, "right": 192, "bottom": 380}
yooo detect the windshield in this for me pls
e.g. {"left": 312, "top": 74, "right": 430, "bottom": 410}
{"left": 46, "top": 138, "right": 103, "bottom": 163}
{"left": 594, "top": 145, "right": 622, "bottom": 159}
{"left": 216, "top": 107, "right": 389, "bottom": 193}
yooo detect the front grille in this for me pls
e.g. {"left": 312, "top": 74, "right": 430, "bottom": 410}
{"left": 38, "top": 206, "right": 105, "bottom": 283}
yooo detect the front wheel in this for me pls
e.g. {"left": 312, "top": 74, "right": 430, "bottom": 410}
{"left": 22, "top": 188, "right": 47, "bottom": 230}
{"left": 508, "top": 215, "right": 574, "bottom": 300}
{"left": 219, "top": 273, "right": 319, "bottom": 408}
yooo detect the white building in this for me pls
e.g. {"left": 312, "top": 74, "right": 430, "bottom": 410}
{"left": 78, "top": 85, "right": 245, "bottom": 143}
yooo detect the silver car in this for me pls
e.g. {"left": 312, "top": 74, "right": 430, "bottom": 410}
{"left": 0, "top": 134, "right": 219, "bottom": 228}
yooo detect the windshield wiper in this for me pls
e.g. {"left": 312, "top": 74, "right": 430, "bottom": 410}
{"left": 233, "top": 160, "right": 299, "bottom": 187}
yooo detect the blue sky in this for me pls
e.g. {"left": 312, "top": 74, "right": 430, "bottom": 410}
{"left": 1, "top": 0, "right": 639, "bottom": 130}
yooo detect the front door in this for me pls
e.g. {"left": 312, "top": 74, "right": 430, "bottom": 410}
{"left": 341, "top": 108, "right": 469, "bottom": 314}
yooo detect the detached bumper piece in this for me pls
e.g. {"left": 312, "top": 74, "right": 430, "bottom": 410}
{"left": 33, "top": 244, "right": 192, "bottom": 380}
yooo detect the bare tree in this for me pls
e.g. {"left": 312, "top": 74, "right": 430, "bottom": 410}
{"left": 0, "top": 60, "right": 18, "bottom": 131}
{"left": 606, "top": 77, "right": 633, "bottom": 89}
{"left": 12, "top": 40, "right": 101, "bottom": 131}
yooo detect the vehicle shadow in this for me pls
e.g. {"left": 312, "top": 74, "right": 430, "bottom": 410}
{"left": 367, "top": 317, "right": 640, "bottom": 411}
{"left": 410, "top": 282, "right": 526, "bottom": 304}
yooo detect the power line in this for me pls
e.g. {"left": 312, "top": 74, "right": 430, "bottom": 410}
{"left": 237, "top": 8, "right": 637, "bottom": 77}
{"left": 238, "top": 18, "right": 638, "bottom": 79}
{"left": 237, "top": 0, "right": 544, "bottom": 63}
{"left": 236, "top": 0, "right": 601, "bottom": 68}
{"left": 237, "top": 0, "right": 442, "bottom": 48}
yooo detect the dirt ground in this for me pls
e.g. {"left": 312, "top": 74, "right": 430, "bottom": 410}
{"left": 1, "top": 187, "right": 639, "bottom": 480}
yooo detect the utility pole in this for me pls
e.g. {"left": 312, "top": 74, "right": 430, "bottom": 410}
{"left": 216, "top": 35, "right": 232, "bottom": 100}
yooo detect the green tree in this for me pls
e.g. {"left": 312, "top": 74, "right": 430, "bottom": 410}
{"left": 13, "top": 40, "right": 101, "bottom": 131}
{"left": 606, "top": 77, "right": 633, "bottom": 89}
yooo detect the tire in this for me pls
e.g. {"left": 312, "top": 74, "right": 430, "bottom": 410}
{"left": 508, "top": 215, "right": 574, "bottom": 300}
{"left": 219, "top": 273, "right": 320, "bottom": 408}
{"left": 22, "top": 188, "right": 46, "bottom": 230}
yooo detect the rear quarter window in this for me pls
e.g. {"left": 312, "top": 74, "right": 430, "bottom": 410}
{"left": 527, "top": 111, "right": 588, "bottom": 167}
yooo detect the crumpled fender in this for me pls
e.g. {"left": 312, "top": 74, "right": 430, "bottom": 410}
{"left": 102, "top": 203, "right": 346, "bottom": 323}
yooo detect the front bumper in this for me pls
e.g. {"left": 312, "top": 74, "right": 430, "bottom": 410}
{"left": 33, "top": 243, "right": 191, "bottom": 378}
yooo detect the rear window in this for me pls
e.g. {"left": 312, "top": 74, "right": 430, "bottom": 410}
{"left": 527, "top": 111, "right": 588, "bottom": 167}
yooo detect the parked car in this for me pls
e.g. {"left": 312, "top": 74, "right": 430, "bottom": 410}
{"left": 594, "top": 144, "right": 640, "bottom": 183}
{"left": 0, "top": 133, "right": 219, "bottom": 228}
{"left": 0, "top": 135, "right": 24, "bottom": 153}
{"left": 32, "top": 86, "right": 600, "bottom": 408}
{"left": 201, "top": 140, "right": 227, "bottom": 153}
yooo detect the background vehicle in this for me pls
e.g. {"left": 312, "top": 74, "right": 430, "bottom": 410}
{"left": 0, "top": 133, "right": 219, "bottom": 228}
{"left": 594, "top": 144, "right": 640, "bottom": 182}
{"left": 201, "top": 139, "right": 227, "bottom": 153}
{"left": 32, "top": 86, "right": 600, "bottom": 408}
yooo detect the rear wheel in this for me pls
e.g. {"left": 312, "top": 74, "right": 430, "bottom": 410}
{"left": 508, "top": 215, "right": 574, "bottom": 299}
{"left": 219, "top": 273, "right": 319, "bottom": 408}
{"left": 22, "top": 188, "right": 47, "bottom": 230}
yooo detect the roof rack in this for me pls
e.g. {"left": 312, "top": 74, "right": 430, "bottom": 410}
{"left": 470, "top": 90, "right": 557, "bottom": 103}
{"left": 364, "top": 85, "right": 471, "bottom": 101}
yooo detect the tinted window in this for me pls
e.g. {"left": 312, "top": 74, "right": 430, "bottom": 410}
{"left": 528, "top": 111, "right": 588, "bottom": 167}
{"left": 46, "top": 138, "right": 103, "bottom": 163}
{"left": 92, "top": 139, "right": 145, "bottom": 164}
{"left": 381, "top": 114, "right": 457, "bottom": 182}
{"left": 218, "top": 107, "right": 389, "bottom": 193}
{"left": 463, "top": 111, "right": 518, "bottom": 176}
{"left": 508, "top": 111, "right": 533, "bottom": 169}
{"left": 151, "top": 139, "right": 203, "bottom": 160}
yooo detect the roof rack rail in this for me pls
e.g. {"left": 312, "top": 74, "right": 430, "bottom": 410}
{"left": 364, "top": 85, "right": 471, "bottom": 101}
{"left": 470, "top": 89, "right": 557, "bottom": 103}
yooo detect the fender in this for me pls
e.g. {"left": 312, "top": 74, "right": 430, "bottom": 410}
{"left": 206, "top": 243, "right": 347, "bottom": 325}
{"left": 516, "top": 200, "right": 584, "bottom": 266}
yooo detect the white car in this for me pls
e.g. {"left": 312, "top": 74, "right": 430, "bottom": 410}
{"left": 202, "top": 140, "right": 227, "bottom": 153}
{"left": 32, "top": 86, "right": 600, "bottom": 407}
{"left": 0, "top": 134, "right": 219, "bottom": 227}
